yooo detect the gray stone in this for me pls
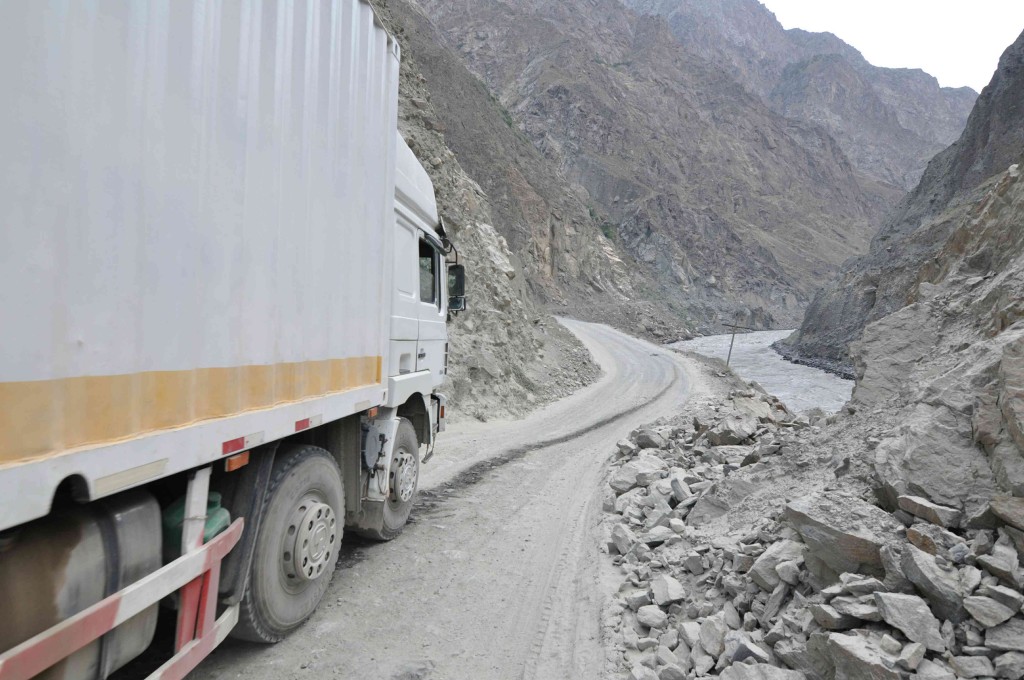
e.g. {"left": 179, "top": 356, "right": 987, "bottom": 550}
{"left": 732, "top": 638, "right": 771, "bottom": 664}
{"left": 879, "top": 634, "right": 902, "bottom": 655}
{"left": 707, "top": 416, "right": 758, "bottom": 446}
{"left": 641, "top": 526, "right": 677, "bottom": 547}
{"left": 992, "top": 497, "right": 1024, "bottom": 532}
{"left": 987, "top": 617, "right": 1024, "bottom": 652}
{"left": 901, "top": 544, "right": 967, "bottom": 622}
{"left": 689, "top": 641, "right": 715, "bottom": 676}
{"left": 719, "top": 664, "right": 807, "bottom": 680}
{"left": 831, "top": 596, "right": 881, "bottom": 622}
{"left": 978, "top": 583, "right": 1024, "bottom": 611}
{"left": 896, "top": 642, "right": 926, "bottom": 671}
{"left": 810, "top": 604, "right": 859, "bottom": 630}
{"left": 843, "top": 576, "right": 888, "bottom": 595}
{"left": 723, "top": 601, "right": 742, "bottom": 630}
{"left": 679, "top": 621, "right": 701, "bottom": 648}
{"left": 637, "top": 604, "right": 668, "bottom": 629}
{"left": 950, "top": 655, "right": 996, "bottom": 678}
{"left": 612, "top": 524, "right": 638, "bottom": 555}
{"left": 636, "top": 429, "right": 668, "bottom": 450}
{"left": 874, "top": 592, "right": 946, "bottom": 651}
{"left": 907, "top": 523, "right": 962, "bottom": 556}
{"left": 965, "top": 595, "right": 1017, "bottom": 627}
{"left": 629, "top": 665, "right": 659, "bottom": 680}
{"left": 651, "top": 575, "right": 686, "bottom": 607}
{"left": 776, "top": 560, "right": 802, "bottom": 585}
{"left": 785, "top": 491, "right": 903, "bottom": 577}
{"left": 961, "top": 565, "right": 984, "bottom": 594}
{"left": 915, "top": 658, "right": 956, "bottom": 680}
{"left": 699, "top": 613, "right": 729, "bottom": 657}
{"left": 749, "top": 540, "right": 807, "bottom": 591}
{"left": 828, "top": 633, "right": 901, "bottom": 680}
{"left": 994, "top": 651, "right": 1024, "bottom": 679}
{"left": 657, "top": 664, "right": 687, "bottom": 680}
{"left": 611, "top": 456, "right": 668, "bottom": 494}
{"left": 898, "top": 495, "right": 963, "bottom": 527}
{"left": 656, "top": 645, "right": 678, "bottom": 666}
{"left": 617, "top": 439, "right": 639, "bottom": 456}
{"left": 683, "top": 552, "right": 705, "bottom": 575}
{"left": 880, "top": 543, "right": 915, "bottom": 593}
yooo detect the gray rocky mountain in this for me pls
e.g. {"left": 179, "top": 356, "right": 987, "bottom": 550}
{"left": 407, "top": 0, "right": 901, "bottom": 329}
{"left": 779, "top": 28, "right": 1024, "bottom": 376}
{"left": 625, "top": 0, "right": 976, "bottom": 190}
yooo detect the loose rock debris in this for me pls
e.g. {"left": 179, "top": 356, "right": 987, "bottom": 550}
{"left": 600, "top": 381, "right": 1024, "bottom": 680}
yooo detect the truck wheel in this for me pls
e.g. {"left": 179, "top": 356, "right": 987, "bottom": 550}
{"left": 233, "top": 445, "right": 343, "bottom": 643}
{"left": 359, "top": 418, "right": 420, "bottom": 541}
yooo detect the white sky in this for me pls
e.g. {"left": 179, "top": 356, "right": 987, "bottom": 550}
{"left": 758, "top": 0, "right": 1024, "bottom": 92}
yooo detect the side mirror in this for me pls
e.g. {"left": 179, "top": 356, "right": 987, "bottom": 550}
{"left": 449, "top": 295, "right": 467, "bottom": 313}
{"left": 448, "top": 264, "right": 466, "bottom": 297}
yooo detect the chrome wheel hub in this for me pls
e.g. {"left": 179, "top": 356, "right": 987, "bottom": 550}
{"left": 390, "top": 450, "right": 418, "bottom": 504}
{"left": 283, "top": 500, "right": 336, "bottom": 582}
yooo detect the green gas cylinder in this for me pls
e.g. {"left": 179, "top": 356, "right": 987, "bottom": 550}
{"left": 162, "top": 491, "right": 231, "bottom": 561}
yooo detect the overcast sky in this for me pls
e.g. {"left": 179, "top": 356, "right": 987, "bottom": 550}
{"left": 759, "top": 0, "right": 1024, "bottom": 92}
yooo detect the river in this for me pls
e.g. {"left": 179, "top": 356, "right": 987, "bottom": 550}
{"left": 672, "top": 330, "right": 853, "bottom": 413}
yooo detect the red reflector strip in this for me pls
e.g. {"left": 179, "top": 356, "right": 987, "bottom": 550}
{"left": 295, "top": 418, "right": 311, "bottom": 432}
{"left": 222, "top": 437, "right": 245, "bottom": 456}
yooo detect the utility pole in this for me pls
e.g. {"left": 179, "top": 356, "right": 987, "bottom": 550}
{"left": 722, "top": 322, "right": 757, "bottom": 367}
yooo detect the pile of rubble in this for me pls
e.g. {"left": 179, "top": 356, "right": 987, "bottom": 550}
{"left": 602, "top": 390, "right": 1024, "bottom": 680}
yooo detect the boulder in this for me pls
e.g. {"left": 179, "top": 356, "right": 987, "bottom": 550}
{"left": 994, "top": 651, "right": 1024, "bottom": 679}
{"left": 977, "top": 583, "right": 1024, "bottom": 610}
{"left": 657, "top": 664, "right": 687, "bottom": 680}
{"left": 873, "top": 592, "right": 945, "bottom": 651}
{"left": 612, "top": 524, "right": 638, "bottom": 555}
{"left": 650, "top": 575, "right": 686, "bottom": 606}
{"left": 987, "top": 617, "right": 1024, "bottom": 652}
{"left": 949, "top": 655, "right": 995, "bottom": 678}
{"left": 637, "top": 604, "right": 668, "bottom": 629}
{"left": 906, "top": 523, "right": 961, "bottom": 556}
{"left": 636, "top": 429, "right": 668, "bottom": 450}
{"left": 785, "top": 491, "right": 903, "bottom": 577}
{"left": 828, "top": 633, "right": 901, "bottom": 680}
{"left": 895, "top": 642, "right": 925, "bottom": 671}
{"left": 897, "top": 495, "right": 962, "bottom": 527}
{"left": 610, "top": 455, "right": 668, "bottom": 494}
{"left": 699, "top": 613, "right": 729, "bottom": 657}
{"left": 749, "top": 540, "right": 807, "bottom": 591}
{"left": 830, "top": 596, "right": 880, "bottom": 622}
{"left": 719, "top": 664, "right": 806, "bottom": 680}
{"left": 991, "top": 496, "right": 1024, "bottom": 532}
{"left": 901, "top": 544, "right": 966, "bottom": 622}
{"left": 707, "top": 416, "right": 758, "bottom": 446}
{"left": 810, "top": 604, "right": 858, "bottom": 630}
{"left": 964, "top": 595, "right": 1017, "bottom": 627}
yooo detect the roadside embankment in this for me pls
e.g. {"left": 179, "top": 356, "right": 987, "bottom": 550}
{"left": 600, "top": 354, "right": 1024, "bottom": 680}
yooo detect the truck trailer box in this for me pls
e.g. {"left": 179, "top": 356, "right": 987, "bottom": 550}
{"left": 0, "top": 0, "right": 400, "bottom": 533}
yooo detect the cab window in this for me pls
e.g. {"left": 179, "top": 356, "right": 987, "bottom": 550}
{"left": 419, "top": 239, "right": 436, "bottom": 304}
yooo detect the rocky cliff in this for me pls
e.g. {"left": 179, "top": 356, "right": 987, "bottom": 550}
{"left": 368, "top": 0, "right": 602, "bottom": 421}
{"left": 780, "top": 29, "right": 1024, "bottom": 375}
{"left": 409, "top": 0, "right": 900, "bottom": 329}
{"left": 625, "top": 0, "right": 976, "bottom": 191}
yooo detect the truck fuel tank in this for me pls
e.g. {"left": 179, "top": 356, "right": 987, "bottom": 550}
{"left": 0, "top": 489, "right": 162, "bottom": 680}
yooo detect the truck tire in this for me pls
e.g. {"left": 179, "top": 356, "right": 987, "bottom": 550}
{"left": 233, "top": 445, "right": 343, "bottom": 643}
{"left": 358, "top": 418, "right": 420, "bottom": 541}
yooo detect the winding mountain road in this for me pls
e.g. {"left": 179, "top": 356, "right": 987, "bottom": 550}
{"left": 190, "top": 320, "right": 697, "bottom": 680}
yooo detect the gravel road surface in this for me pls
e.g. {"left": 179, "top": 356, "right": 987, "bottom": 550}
{"left": 188, "top": 320, "right": 695, "bottom": 680}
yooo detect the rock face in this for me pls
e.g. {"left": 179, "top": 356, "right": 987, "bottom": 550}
{"left": 781, "top": 27, "right": 1024, "bottom": 374}
{"left": 413, "top": 0, "right": 902, "bottom": 329}
{"left": 624, "top": 0, "right": 975, "bottom": 191}
{"left": 366, "top": 0, "right": 602, "bottom": 420}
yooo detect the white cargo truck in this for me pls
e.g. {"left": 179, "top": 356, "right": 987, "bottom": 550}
{"left": 0, "top": 1, "right": 464, "bottom": 677}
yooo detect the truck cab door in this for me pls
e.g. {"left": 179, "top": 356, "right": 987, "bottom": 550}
{"left": 416, "top": 238, "right": 447, "bottom": 385}
{"left": 390, "top": 217, "right": 420, "bottom": 378}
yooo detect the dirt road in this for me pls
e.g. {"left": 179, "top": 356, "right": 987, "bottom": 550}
{"left": 190, "top": 320, "right": 697, "bottom": 680}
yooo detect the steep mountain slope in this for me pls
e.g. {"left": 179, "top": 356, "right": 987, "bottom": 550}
{"left": 365, "top": 0, "right": 603, "bottom": 421}
{"left": 626, "top": 0, "right": 976, "bottom": 190}
{"left": 411, "top": 0, "right": 897, "bottom": 328}
{"left": 780, "top": 28, "right": 1024, "bottom": 375}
